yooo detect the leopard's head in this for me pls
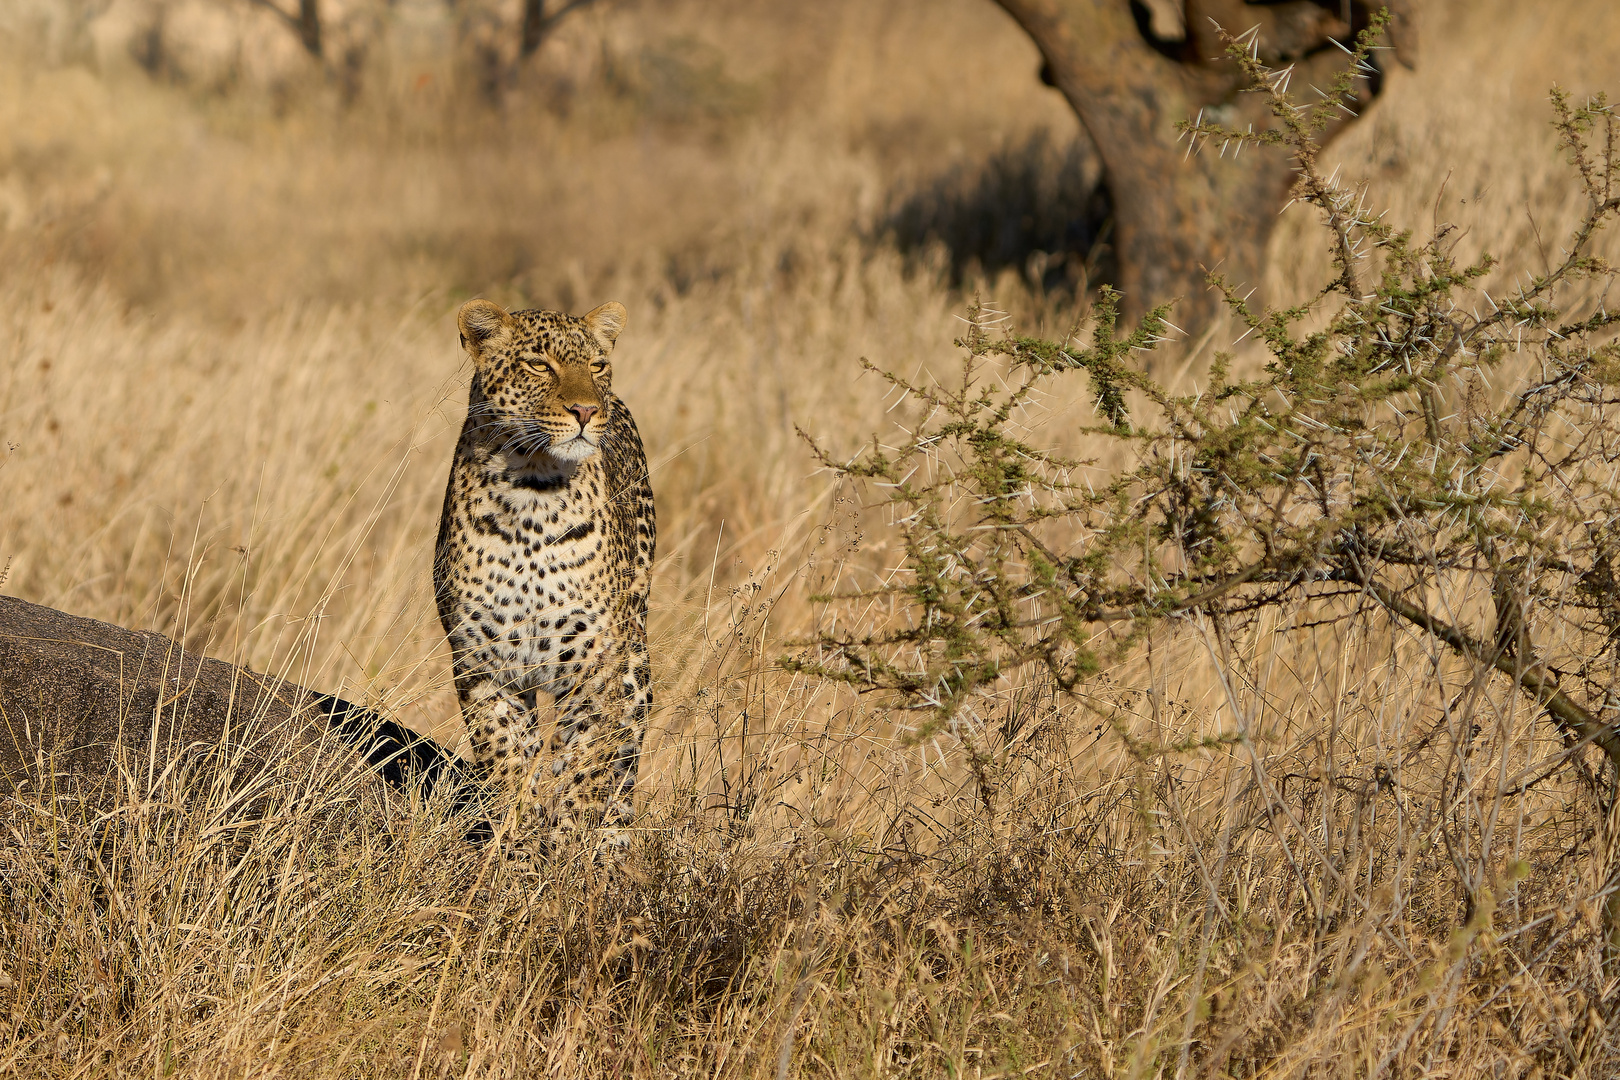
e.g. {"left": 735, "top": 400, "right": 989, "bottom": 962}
{"left": 456, "top": 299, "right": 627, "bottom": 465}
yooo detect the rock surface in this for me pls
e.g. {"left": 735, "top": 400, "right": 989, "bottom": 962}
{"left": 0, "top": 594, "right": 463, "bottom": 799}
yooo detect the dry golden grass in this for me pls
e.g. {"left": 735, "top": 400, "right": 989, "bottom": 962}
{"left": 3, "top": 0, "right": 1620, "bottom": 1075}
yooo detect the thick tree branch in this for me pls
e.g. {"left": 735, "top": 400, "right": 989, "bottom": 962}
{"left": 1364, "top": 579, "right": 1620, "bottom": 766}
{"left": 521, "top": 0, "right": 596, "bottom": 59}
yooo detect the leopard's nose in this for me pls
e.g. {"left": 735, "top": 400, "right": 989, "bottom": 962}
{"left": 568, "top": 404, "right": 598, "bottom": 428}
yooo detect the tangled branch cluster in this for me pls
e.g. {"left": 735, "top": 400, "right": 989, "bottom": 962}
{"left": 788, "top": 17, "right": 1620, "bottom": 767}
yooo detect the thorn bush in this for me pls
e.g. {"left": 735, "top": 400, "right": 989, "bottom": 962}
{"left": 789, "top": 15, "right": 1620, "bottom": 785}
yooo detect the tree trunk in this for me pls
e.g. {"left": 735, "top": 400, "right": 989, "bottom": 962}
{"left": 993, "top": 0, "right": 1406, "bottom": 325}
{"left": 298, "top": 0, "right": 321, "bottom": 59}
{"left": 522, "top": 0, "right": 546, "bottom": 57}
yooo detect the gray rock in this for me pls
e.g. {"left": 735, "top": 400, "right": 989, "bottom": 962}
{"left": 0, "top": 594, "right": 468, "bottom": 804}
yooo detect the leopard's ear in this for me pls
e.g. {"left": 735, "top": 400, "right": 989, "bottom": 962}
{"left": 583, "top": 301, "right": 627, "bottom": 351}
{"left": 457, "top": 299, "right": 515, "bottom": 363}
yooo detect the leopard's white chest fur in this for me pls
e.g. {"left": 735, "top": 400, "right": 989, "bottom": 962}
{"left": 436, "top": 452, "right": 615, "bottom": 703}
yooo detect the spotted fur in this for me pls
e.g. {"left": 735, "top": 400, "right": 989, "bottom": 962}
{"left": 434, "top": 298, "right": 654, "bottom": 856}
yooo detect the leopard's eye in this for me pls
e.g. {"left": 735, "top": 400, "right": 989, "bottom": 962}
{"left": 591, "top": 359, "right": 609, "bottom": 374}
{"left": 520, "top": 357, "right": 556, "bottom": 377}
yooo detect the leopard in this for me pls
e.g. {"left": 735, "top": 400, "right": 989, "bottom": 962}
{"left": 434, "top": 298, "right": 655, "bottom": 857}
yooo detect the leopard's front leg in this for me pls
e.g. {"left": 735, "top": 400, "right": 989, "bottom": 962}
{"left": 456, "top": 672, "right": 552, "bottom": 857}
{"left": 544, "top": 647, "right": 646, "bottom": 850}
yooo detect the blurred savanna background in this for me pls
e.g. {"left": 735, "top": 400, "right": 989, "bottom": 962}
{"left": 4, "top": 0, "right": 1620, "bottom": 1075}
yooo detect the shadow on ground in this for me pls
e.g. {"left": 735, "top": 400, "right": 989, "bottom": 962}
{"left": 878, "top": 131, "right": 1114, "bottom": 297}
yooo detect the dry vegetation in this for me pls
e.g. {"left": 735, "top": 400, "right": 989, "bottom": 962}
{"left": 3, "top": 1, "right": 1620, "bottom": 1076}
